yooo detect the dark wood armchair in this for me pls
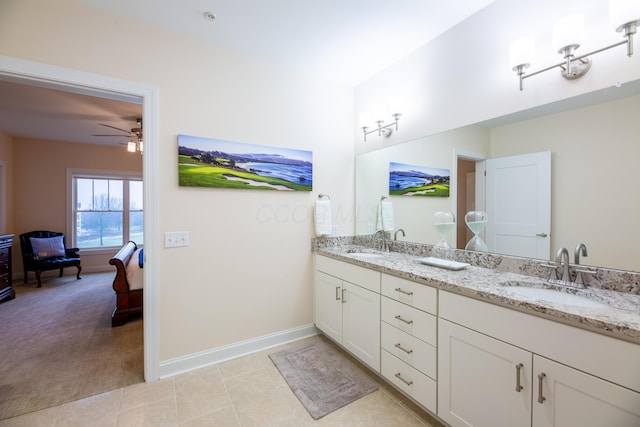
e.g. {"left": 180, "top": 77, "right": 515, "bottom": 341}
{"left": 19, "top": 230, "right": 81, "bottom": 287}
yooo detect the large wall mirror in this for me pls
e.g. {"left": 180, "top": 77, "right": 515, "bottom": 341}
{"left": 355, "top": 80, "right": 640, "bottom": 273}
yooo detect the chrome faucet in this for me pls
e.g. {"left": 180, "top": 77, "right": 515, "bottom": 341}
{"left": 574, "top": 243, "right": 588, "bottom": 264}
{"left": 374, "top": 230, "right": 389, "bottom": 252}
{"left": 555, "top": 247, "right": 572, "bottom": 283}
{"left": 394, "top": 228, "right": 405, "bottom": 240}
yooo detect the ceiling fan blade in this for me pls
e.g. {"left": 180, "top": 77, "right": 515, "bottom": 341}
{"left": 98, "top": 123, "right": 131, "bottom": 134}
{"left": 92, "top": 134, "right": 131, "bottom": 137}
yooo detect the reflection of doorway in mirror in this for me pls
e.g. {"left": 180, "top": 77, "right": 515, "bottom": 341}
{"left": 456, "top": 159, "right": 476, "bottom": 249}
{"left": 455, "top": 151, "right": 487, "bottom": 250}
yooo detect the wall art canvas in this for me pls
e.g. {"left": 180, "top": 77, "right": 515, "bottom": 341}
{"left": 389, "top": 161, "right": 450, "bottom": 197}
{"left": 178, "top": 134, "right": 312, "bottom": 191}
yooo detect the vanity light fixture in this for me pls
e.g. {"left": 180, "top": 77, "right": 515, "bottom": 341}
{"left": 510, "top": 0, "right": 640, "bottom": 91}
{"left": 360, "top": 97, "right": 404, "bottom": 141}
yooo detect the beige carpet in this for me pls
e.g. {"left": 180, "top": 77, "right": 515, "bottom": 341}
{"left": 0, "top": 271, "right": 143, "bottom": 420}
{"left": 269, "top": 339, "right": 378, "bottom": 420}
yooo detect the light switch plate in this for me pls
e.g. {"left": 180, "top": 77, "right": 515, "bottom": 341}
{"left": 165, "top": 231, "right": 189, "bottom": 248}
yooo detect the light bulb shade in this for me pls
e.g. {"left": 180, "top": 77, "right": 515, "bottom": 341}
{"left": 127, "top": 141, "right": 137, "bottom": 152}
{"left": 359, "top": 112, "right": 373, "bottom": 128}
{"left": 610, "top": 0, "right": 640, "bottom": 31}
{"left": 509, "top": 37, "right": 535, "bottom": 68}
{"left": 553, "top": 14, "right": 585, "bottom": 51}
{"left": 138, "top": 140, "right": 143, "bottom": 153}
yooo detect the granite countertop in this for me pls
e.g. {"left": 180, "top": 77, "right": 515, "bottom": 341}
{"left": 316, "top": 245, "right": 640, "bottom": 344}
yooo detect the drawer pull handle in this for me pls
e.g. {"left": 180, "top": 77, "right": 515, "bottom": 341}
{"left": 342, "top": 288, "right": 347, "bottom": 304}
{"left": 335, "top": 286, "right": 340, "bottom": 301}
{"left": 537, "top": 373, "right": 546, "bottom": 403}
{"left": 394, "top": 343, "right": 413, "bottom": 354}
{"left": 394, "top": 315, "right": 413, "bottom": 325}
{"left": 395, "top": 373, "right": 413, "bottom": 386}
{"left": 515, "top": 363, "right": 524, "bottom": 392}
{"left": 395, "top": 287, "right": 414, "bottom": 296}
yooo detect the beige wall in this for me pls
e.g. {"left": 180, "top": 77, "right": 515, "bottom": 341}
{"left": 0, "top": 0, "right": 353, "bottom": 362}
{"left": 490, "top": 94, "right": 640, "bottom": 271}
{"left": 11, "top": 137, "right": 142, "bottom": 275}
{"left": 0, "top": 130, "right": 14, "bottom": 235}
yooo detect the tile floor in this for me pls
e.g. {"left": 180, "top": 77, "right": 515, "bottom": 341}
{"left": 0, "top": 336, "right": 442, "bottom": 427}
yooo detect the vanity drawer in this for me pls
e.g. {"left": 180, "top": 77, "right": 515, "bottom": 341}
{"left": 381, "top": 296, "right": 436, "bottom": 345}
{"left": 381, "top": 321, "right": 436, "bottom": 379}
{"left": 382, "top": 273, "right": 437, "bottom": 314}
{"left": 381, "top": 349, "right": 436, "bottom": 412}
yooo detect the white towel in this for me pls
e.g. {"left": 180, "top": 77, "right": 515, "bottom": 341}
{"left": 376, "top": 199, "right": 394, "bottom": 232}
{"left": 314, "top": 199, "right": 332, "bottom": 236}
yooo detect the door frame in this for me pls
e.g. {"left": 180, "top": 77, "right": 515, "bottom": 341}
{"left": 0, "top": 55, "right": 160, "bottom": 381}
{"left": 452, "top": 149, "right": 487, "bottom": 248}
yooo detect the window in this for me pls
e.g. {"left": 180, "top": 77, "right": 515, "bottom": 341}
{"left": 70, "top": 170, "right": 143, "bottom": 250}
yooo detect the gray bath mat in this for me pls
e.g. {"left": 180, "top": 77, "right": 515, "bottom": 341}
{"left": 269, "top": 340, "right": 378, "bottom": 419}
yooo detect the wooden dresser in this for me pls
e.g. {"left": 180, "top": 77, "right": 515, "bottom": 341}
{"left": 0, "top": 234, "right": 15, "bottom": 303}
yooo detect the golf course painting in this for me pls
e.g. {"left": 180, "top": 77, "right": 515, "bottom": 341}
{"left": 389, "top": 161, "right": 450, "bottom": 197}
{"left": 178, "top": 134, "right": 312, "bottom": 191}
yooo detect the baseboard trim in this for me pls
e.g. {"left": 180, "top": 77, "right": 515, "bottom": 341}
{"left": 158, "top": 324, "right": 319, "bottom": 379}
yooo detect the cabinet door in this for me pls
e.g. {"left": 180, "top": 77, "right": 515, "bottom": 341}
{"left": 438, "top": 319, "right": 532, "bottom": 427}
{"left": 533, "top": 355, "right": 640, "bottom": 427}
{"left": 342, "top": 281, "right": 381, "bottom": 372}
{"left": 314, "top": 271, "right": 343, "bottom": 343}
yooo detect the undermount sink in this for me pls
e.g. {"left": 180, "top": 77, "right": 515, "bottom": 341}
{"left": 501, "top": 282, "right": 607, "bottom": 308}
{"left": 346, "top": 252, "right": 384, "bottom": 259}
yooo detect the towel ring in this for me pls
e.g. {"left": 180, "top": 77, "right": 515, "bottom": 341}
{"left": 318, "top": 194, "right": 330, "bottom": 200}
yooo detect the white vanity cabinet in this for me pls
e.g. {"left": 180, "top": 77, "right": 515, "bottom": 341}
{"left": 438, "top": 291, "right": 640, "bottom": 427}
{"left": 380, "top": 274, "right": 438, "bottom": 412}
{"left": 314, "top": 255, "right": 381, "bottom": 372}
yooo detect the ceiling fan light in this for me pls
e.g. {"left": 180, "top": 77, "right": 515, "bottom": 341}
{"left": 127, "top": 141, "right": 137, "bottom": 152}
{"left": 139, "top": 140, "right": 143, "bottom": 153}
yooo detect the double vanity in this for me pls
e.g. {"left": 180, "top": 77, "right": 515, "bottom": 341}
{"left": 313, "top": 237, "right": 640, "bottom": 427}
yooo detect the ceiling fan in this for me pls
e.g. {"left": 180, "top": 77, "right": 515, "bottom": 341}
{"left": 93, "top": 118, "right": 143, "bottom": 153}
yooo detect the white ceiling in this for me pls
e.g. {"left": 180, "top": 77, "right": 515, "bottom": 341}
{"left": 77, "top": 0, "right": 496, "bottom": 86}
{"left": 0, "top": 0, "right": 495, "bottom": 146}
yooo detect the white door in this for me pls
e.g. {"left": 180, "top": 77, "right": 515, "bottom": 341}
{"left": 533, "top": 355, "right": 640, "bottom": 427}
{"left": 485, "top": 151, "right": 550, "bottom": 259}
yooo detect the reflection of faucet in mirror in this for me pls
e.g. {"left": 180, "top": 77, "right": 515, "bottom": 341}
{"left": 374, "top": 230, "right": 389, "bottom": 252}
{"left": 574, "top": 243, "right": 588, "bottom": 264}
{"left": 555, "top": 247, "right": 572, "bottom": 284}
{"left": 394, "top": 229, "right": 405, "bottom": 240}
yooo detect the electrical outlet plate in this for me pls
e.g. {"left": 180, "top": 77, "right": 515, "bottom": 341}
{"left": 165, "top": 231, "right": 189, "bottom": 248}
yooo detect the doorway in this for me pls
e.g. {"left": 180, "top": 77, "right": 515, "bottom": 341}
{"left": 0, "top": 55, "right": 159, "bottom": 381}
{"left": 454, "top": 150, "right": 487, "bottom": 250}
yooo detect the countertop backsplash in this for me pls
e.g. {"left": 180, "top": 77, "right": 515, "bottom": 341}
{"left": 312, "top": 236, "right": 639, "bottom": 295}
